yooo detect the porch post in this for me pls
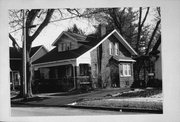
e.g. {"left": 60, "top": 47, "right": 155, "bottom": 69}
{"left": 11, "top": 72, "right": 15, "bottom": 90}
{"left": 73, "top": 64, "right": 76, "bottom": 89}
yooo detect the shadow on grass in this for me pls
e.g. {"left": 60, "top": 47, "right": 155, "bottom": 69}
{"left": 49, "top": 90, "right": 92, "bottom": 96}
{"left": 11, "top": 96, "right": 50, "bottom": 103}
{"left": 118, "top": 88, "right": 162, "bottom": 98}
{"left": 21, "top": 96, "right": 50, "bottom": 102}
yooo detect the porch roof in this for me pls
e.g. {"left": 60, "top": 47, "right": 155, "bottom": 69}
{"left": 111, "top": 56, "right": 136, "bottom": 62}
{"left": 10, "top": 45, "right": 44, "bottom": 59}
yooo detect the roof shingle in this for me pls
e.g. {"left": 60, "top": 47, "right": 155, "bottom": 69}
{"left": 33, "top": 36, "right": 100, "bottom": 64}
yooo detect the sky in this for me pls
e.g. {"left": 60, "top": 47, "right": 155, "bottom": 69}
{"left": 9, "top": 7, "right": 157, "bottom": 51}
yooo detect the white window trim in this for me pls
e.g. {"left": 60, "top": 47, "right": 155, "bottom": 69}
{"left": 120, "top": 64, "right": 131, "bottom": 77}
{"left": 109, "top": 42, "right": 113, "bottom": 55}
{"left": 115, "top": 43, "right": 118, "bottom": 55}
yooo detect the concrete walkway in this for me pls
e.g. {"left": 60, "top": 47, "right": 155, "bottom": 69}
{"left": 12, "top": 88, "right": 130, "bottom": 106}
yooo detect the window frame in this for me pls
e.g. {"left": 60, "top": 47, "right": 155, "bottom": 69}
{"left": 120, "top": 64, "right": 131, "bottom": 77}
{"left": 109, "top": 42, "right": 113, "bottom": 55}
{"left": 115, "top": 42, "right": 119, "bottom": 55}
{"left": 79, "top": 64, "right": 89, "bottom": 76}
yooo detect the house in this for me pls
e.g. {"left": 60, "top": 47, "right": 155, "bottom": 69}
{"left": 10, "top": 45, "right": 48, "bottom": 90}
{"left": 132, "top": 36, "right": 162, "bottom": 88}
{"left": 148, "top": 36, "right": 162, "bottom": 87}
{"left": 32, "top": 27, "right": 137, "bottom": 92}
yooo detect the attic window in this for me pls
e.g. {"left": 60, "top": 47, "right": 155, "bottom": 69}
{"left": 66, "top": 42, "right": 71, "bottom": 50}
{"left": 59, "top": 42, "right": 71, "bottom": 52}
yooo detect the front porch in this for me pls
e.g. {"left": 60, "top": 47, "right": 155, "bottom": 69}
{"left": 33, "top": 60, "right": 92, "bottom": 93}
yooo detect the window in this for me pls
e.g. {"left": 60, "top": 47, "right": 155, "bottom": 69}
{"left": 115, "top": 43, "right": 119, "bottom": 55}
{"left": 61, "top": 43, "right": 65, "bottom": 51}
{"left": 80, "top": 64, "right": 89, "bottom": 76}
{"left": 120, "top": 64, "right": 131, "bottom": 77}
{"left": 60, "top": 42, "right": 71, "bottom": 51}
{"left": 66, "top": 42, "right": 71, "bottom": 50}
{"left": 109, "top": 42, "right": 113, "bottom": 55}
{"left": 66, "top": 65, "right": 71, "bottom": 76}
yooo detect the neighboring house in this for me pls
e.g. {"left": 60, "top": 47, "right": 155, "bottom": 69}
{"left": 133, "top": 36, "right": 162, "bottom": 88}
{"left": 32, "top": 27, "right": 137, "bottom": 92}
{"left": 149, "top": 36, "right": 162, "bottom": 87}
{"left": 10, "top": 45, "right": 48, "bottom": 90}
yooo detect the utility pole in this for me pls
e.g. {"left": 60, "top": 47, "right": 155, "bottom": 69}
{"left": 22, "top": 9, "right": 27, "bottom": 97}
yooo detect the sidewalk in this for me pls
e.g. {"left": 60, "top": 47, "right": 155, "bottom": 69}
{"left": 11, "top": 88, "right": 130, "bottom": 106}
{"left": 11, "top": 88, "right": 163, "bottom": 113}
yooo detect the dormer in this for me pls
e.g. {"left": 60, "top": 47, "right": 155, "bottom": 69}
{"left": 52, "top": 31, "right": 87, "bottom": 52}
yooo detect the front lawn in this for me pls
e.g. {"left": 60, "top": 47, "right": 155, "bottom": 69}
{"left": 70, "top": 88, "right": 163, "bottom": 111}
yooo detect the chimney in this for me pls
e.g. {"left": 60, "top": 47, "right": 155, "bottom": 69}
{"left": 100, "top": 23, "right": 106, "bottom": 37}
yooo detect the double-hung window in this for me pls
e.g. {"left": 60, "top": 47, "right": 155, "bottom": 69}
{"left": 109, "top": 42, "right": 113, "bottom": 55}
{"left": 120, "top": 64, "right": 131, "bottom": 77}
{"left": 115, "top": 43, "right": 119, "bottom": 55}
{"left": 66, "top": 42, "right": 71, "bottom": 51}
{"left": 80, "top": 64, "right": 89, "bottom": 76}
{"left": 60, "top": 42, "right": 71, "bottom": 51}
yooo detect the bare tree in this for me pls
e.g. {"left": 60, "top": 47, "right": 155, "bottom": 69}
{"left": 9, "top": 9, "right": 54, "bottom": 98}
{"left": 136, "top": 7, "right": 150, "bottom": 53}
{"left": 9, "top": 8, "right": 83, "bottom": 98}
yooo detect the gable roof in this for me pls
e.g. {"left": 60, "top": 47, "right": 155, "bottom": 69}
{"left": 83, "top": 29, "right": 138, "bottom": 56}
{"left": 33, "top": 29, "right": 137, "bottom": 65}
{"left": 10, "top": 47, "right": 22, "bottom": 59}
{"left": 52, "top": 31, "right": 87, "bottom": 46}
{"left": 10, "top": 45, "right": 46, "bottom": 59}
{"left": 113, "top": 30, "right": 138, "bottom": 55}
{"left": 30, "top": 45, "right": 42, "bottom": 57}
{"left": 33, "top": 36, "right": 99, "bottom": 64}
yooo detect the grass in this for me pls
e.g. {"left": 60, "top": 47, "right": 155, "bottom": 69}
{"left": 117, "top": 88, "right": 162, "bottom": 98}
{"left": 73, "top": 88, "right": 163, "bottom": 111}
{"left": 76, "top": 99, "right": 162, "bottom": 110}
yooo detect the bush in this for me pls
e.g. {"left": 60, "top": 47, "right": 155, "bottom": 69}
{"left": 147, "top": 79, "right": 162, "bottom": 88}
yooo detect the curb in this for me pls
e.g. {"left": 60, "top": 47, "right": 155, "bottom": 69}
{"left": 64, "top": 105, "right": 163, "bottom": 114}
{"left": 11, "top": 102, "right": 163, "bottom": 114}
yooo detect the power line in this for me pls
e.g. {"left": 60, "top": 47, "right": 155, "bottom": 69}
{"left": 9, "top": 9, "right": 109, "bottom": 34}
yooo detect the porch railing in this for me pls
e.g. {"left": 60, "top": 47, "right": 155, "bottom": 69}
{"left": 32, "top": 76, "right": 92, "bottom": 93}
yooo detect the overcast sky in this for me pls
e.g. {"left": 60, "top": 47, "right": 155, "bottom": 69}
{"left": 9, "top": 7, "right": 157, "bottom": 51}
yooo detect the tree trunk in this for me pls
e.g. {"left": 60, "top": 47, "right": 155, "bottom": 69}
{"left": 26, "top": 51, "right": 33, "bottom": 98}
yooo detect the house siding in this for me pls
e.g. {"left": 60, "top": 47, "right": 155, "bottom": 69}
{"left": 57, "top": 35, "right": 80, "bottom": 52}
{"left": 91, "top": 35, "right": 134, "bottom": 88}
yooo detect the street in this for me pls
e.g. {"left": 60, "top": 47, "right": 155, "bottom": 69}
{"left": 11, "top": 107, "right": 135, "bottom": 116}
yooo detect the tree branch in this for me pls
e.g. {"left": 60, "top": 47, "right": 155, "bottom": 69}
{"left": 66, "top": 9, "right": 81, "bottom": 17}
{"left": 140, "top": 7, "right": 150, "bottom": 28}
{"left": 136, "top": 7, "right": 142, "bottom": 52}
{"left": 9, "top": 33, "right": 21, "bottom": 52}
{"left": 145, "top": 19, "right": 161, "bottom": 55}
{"left": 30, "top": 9, "right": 54, "bottom": 42}
{"left": 157, "top": 7, "right": 161, "bottom": 17}
{"left": 26, "top": 9, "right": 41, "bottom": 38}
